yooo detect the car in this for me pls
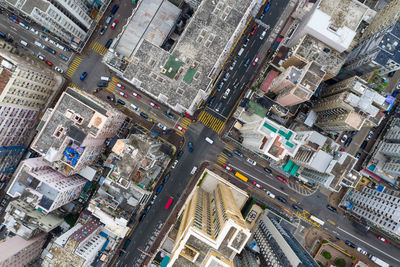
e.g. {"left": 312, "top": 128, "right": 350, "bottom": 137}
{"left": 34, "top": 41, "right": 46, "bottom": 49}
{"left": 111, "top": 20, "right": 118, "bottom": 29}
{"left": 229, "top": 60, "right": 237, "bottom": 71}
{"left": 49, "top": 39, "right": 58, "bottom": 47}
{"left": 119, "top": 91, "right": 127, "bottom": 98}
{"left": 54, "top": 66, "right": 63, "bottom": 73}
{"left": 105, "top": 39, "right": 113, "bottom": 48}
{"left": 116, "top": 83, "right": 125, "bottom": 89}
{"left": 326, "top": 205, "right": 338, "bottom": 213}
{"left": 45, "top": 60, "right": 53, "bottom": 66}
{"left": 215, "top": 101, "right": 223, "bottom": 112}
{"left": 233, "top": 150, "right": 243, "bottom": 158}
{"left": 177, "top": 150, "right": 184, "bottom": 159}
{"left": 37, "top": 54, "right": 45, "bottom": 61}
{"left": 340, "top": 148, "right": 345, "bottom": 152}
{"left": 292, "top": 204, "right": 303, "bottom": 212}
{"left": 222, "top": 149, "right": 233, "bottom": 158}
{"left": 139, "top": 213, "right": 146, "bottom": 222}
{"left": 360, "top": 140, "right": 368, "bottom": 149}
{"left": 157, "top": 123, "right": 167, "bottom": 131}
{"left": 250, "top": 25, "right": 258, "bottom": 35}
{"left": 252, "top": 181, "right": 262, "bottom": 189}
{"left": 223, "top": 72, "right": 230, "bottom": 82}
{"left": 378, "top": 236, "right": 388, "bottom": 243}
{"left": 222, "top": 88, "right": 230, "bottom": 99}
{"left": 105, "top": 15, "right": 113, "bottom": 25}
{"left": 253, "top": 56, "right": 260, "bottom": 66}
{"left": 357, "top": 247, "right": 368, "bottom": 255}
{"left": 217, "top": 81, "right": 224, "bottom": 91}
{"left": 355, "top": 152, "right": 361, "bottom": 159}
{"left": 266, "top": 191, "right": 275, "bottom": 198}
{"left": 97, "top": 82, "right": 108, "bottom": 87}
{"left": 106, "top": 95, "right": 114, "bottom": 102}
{"left": 56, "top": 43, "right": 66, "bottom": 51}
{"left": 150, "top": 195, "right": 157, "bottom": 205}
{"left": 244, "top": 58, "right": 251, "bottom": 68}
{"left": 277, "top": 176, "right": 287, "bottom": 183}
{"left": 259, "top": 12, "right": 265, "bottom": 20}
{"left": 344, "top": 137, "right": 353, "bottom": 147}
{"left": 223, "top": 164, "right": 233, "bottom": 171}
{"left": 276, "top": 196, "right": 287, "bottom": 203}
{"left": 264, "top": 1, "right": 271, "bottom": 12}
{"left": 246, "top": 157, "right": 256, "bottom": 165}
{"left": 176, "top": 124, "right": 185, "bottom": 133}
{"left": 59, "top": 54, "right": 69, "bottom": 61}
{"left": 243, "top": 38, "right": 250, "bottom": 47}
{"left": 9, "top": 17, "right": 19, "bottom": 24}
{"left": 264, "top": 168, "right": 272, "bottom": 174}
{"left": 40, "top": 34, "right": 49, "bottom": 42}
{"left": 117, "top": 99, "right": 125, "bottom": 105}
{"left": 208, "top": 96, "right": 216, "bottom": 106}
{"left": 188, "top": 142, "right": 194, "bottom": 152}
{"left": 345, "top": 240, "right": 356, "bottom": 248}
{"left": 340, "top": 134, "right": 348, "bottom": 143}
{"left": 149, "top": 101, "right": 158, "bottom": 108}
{"left": 80, "top": 72, "right": 87, "bottom": 81}
{"left": 19, "top": 22, "right": 29, "bottom": 30}
{"left": 366, "top": 130, "right": 374, "bottom": 141}
{"left": 140, "top": 112, "right": 149, "bottom": 119}
{"left": 131, "top": 91, "right": 141, "bottom": 98}
{"left": 163, "top": 172, "right": 171, "bottom": 183}
{"left": 172, "top": 160, "right": 178, "bottom": 169}
{"left": 100, "top": 25, "right": 107, "bottom": 35}
{"left": 165, "top": 110, "right": 175, "bottom": 119}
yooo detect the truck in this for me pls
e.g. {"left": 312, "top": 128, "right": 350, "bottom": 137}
{"left": 369, "top": 256, "right": 389, "bottom": 267}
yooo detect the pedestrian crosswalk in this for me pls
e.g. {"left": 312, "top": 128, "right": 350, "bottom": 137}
{"left": 198, "top": 110, "right": 225, "bottom": 134}
{"left": 69, "top": 82, "right": 82, "bottom": 91}
{"left": 106, "top": 77, "right": 119, "bottom": 93}
{"left": 91, "top": 41, "right": 107, "bottom": 55}
{"left": 296, "top": 209, "right": 320, "bottom": 227}
{"left": 180, "top": 118, "right": 191, "bottom": 129}
{"left": 217, "top": 145, "right": 234, "bottom": 165}
{"left": 66, "top": 56, "right": 83, "bottom": 78}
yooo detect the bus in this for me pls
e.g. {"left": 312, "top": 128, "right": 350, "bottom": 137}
{"left": 310, "top": 215, "right": 325, "bottom": 226}
{"left": 235, "top": 172, "right": 248, "bottom": 182}
{"left": 165, "top": 197, "right": 174, "bottom": 210}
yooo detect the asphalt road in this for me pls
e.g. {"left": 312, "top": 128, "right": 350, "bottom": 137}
{"left": 208, "top": 0, "right": 290, "bottom": 119}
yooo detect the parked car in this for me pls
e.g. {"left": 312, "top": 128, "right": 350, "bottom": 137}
{"left": 157, "top": 123, "right": 167, "bottom": 131}
{"left": 344, "top": 137, "right": 353, "bottom": 147}
{"left": 252, "top": 181, "right": 262, "bottom": 189}
{"left": 266, "top": 191, "right": 275, "bottom": 198}
{"left": 54, "top": 66, "right": 63, "bottom": 73}
{"left": 341, "top": 134, "right": 348, "bottom": 143}
{"left": 264, "top": 1, "right": 271, "bottom": 12}
{"left": 131, "top": 91, "right": 141, "bottom": 98}
{"left": 326, "top": 205, "right": 338, "bottom": 213}
{"left": 243, "top": 38, "right": 250, "bottom": 47}
{"left": 163, "top": 172, "right": 171, "bottom": 184}
{"left": 172, "top": 160, "right": 178, "bottom": 169}
{"left": 45, "top": 46, "right": 56, "bottom": 54}
{"left": 100, "top": 25, "right": 107, "bottom": 35}
{"left": 116, "top": 83, "right": 125, "bottom": 89}
{"left": 117, "top": 99, "right": 125, "bottom": 105}
{"left": 355, "top": 152, "right": 361, "bottom": 159}
{"left": 263, "top": 168, "right": 272, "bottom": 174}
{"left": 277, "top": 196, "right": 287, "bottom": 203}
{"left": 233, "top": 150, "right": 243, "bottom": 157}
{"left": 378, "top": 236, "right": 388, "bottom": 244}
{"left": 119, "top": 91, "right": 127, "bottom": 98}
{"left": 246, "top": 157, "right": 256, "bottom": 165}
{"left": 149, "top": 101, "right": 158, "bottom": 108}
{"left": 140, "top": 112, "right": 149, "bottom": 119}
{"left": 250, "top": 25, "right": 258, "bottom": 35}
{"left": 111, "top": 20, "right": 118, "bottom": 29}
{"left": 277, "top": 176, "right": 287, "bottom": 183}
{"left": 177, "top": 150, "right": 183, "bottom": 159}
{"left": 345, "top": 240, "right": 356, "bottom": 248}
{"left": 59, "top": 54, "right": 69, "bottom": 61}
{"left": 45, "top": 60, "right": 53, "bottom": 66}
{"left": 37, "top": 54, "right": 45, "bottom": 61}
{"left": 357, "top": 247, "right": 368, "bottom": 255}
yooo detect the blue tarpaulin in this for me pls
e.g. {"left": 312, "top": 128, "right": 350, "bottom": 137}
{"left": 376, "top": 185, "right": 384, "bottom": 192}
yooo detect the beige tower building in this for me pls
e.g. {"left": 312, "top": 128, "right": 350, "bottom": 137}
{"left": 314, "top": 76, "right": 390, "bottom": 131}
{"left": 269, "top": 61, "right": 325, "bottom": 107}
{"left": 168, "top": 173, "right": 251, "bottom": 267}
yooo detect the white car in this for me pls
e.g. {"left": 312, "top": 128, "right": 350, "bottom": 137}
{"left": 30, "top": 28, "right": 39, "bottom": 35}
{"left": 172, "top": 160, "right": 178, "bottom": 169}
{"left": 266, "top": 191, "right": 275, "bottom": 199}
{"left": 157, "top": 123, "right": 167, "bottom": 131}
{"left": 37, "top": 54, "right": 45, "bottom": 61}
{"left": 34, "top": 41, "right": 45, "bottom": 49}
{"left": 49, "top": 39, "right": 58, "bottom": 47}
{"left": 341, "top": 134, "right": 348, "bottom": 143}
{"left": 246, "top": 157, "right": 256, "bottom": 166}
{"left": 357, "top": 247, "right": 367, "bottom": 255}
{"left": 54, "top": 66, "right": 63, "bottom": 73}
{"left": 116, "top": 83, "right": 125, "bottom": 89}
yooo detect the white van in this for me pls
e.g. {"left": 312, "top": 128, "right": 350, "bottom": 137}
{"left": 260, "top": 31, "right": 266, "bottom": 40}
{"left": 238, "top": 48, "right": 244, "bottom": 57}
{"left": 100, "top": 76, "right": 111, "bottom": 81}
{"left": 222, "top": 88, "right": 231, "bottom": 99}
{"left": 205, "top": 137, "right": 214, "bottom": 144}
{"left": 19, "top": 40, "right": 28, "bottom": 47}
{"left": 190, "top": 166, "right": 198, "bottom": 175}
{"left": 130, "top": 104, "right": 139, "bottom": 111}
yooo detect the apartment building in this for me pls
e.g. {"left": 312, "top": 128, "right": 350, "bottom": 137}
{"left": 0, "top": 233, "right": 47, "bottom": 267}
{"left": 253, "top": 213, "right": 319, "bottom": 267}
{"left": 168, "top": 172, "right": 251, "bottom": 266}
{"left": 30, "top": 87, "right": 126, "bottom": 176}
{"left": 3, "top": 198, "right": 63, "bottom": 239}
{"left": 344, "top": 186, "right": 400, "bottom": 237}
{"left": 314, "top": 76, "right": 390, "bottom": 131}
{"left": 1, "top": 0, "right": 112, "bottom": 50}
{"left": 0, "top": 51, "right": 62, "bottom": 182}
{"left": 269, "top": 61, "right": 325, "bottom": 106}
{"left": 7, "top": 157, "right": 86, "bottom": 213}
{"left": 239, "top": 117, "right": 301, "bottom": 162}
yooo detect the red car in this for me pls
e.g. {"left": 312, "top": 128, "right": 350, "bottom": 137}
{"left": 111, "top": 20, "right": 118, "bottom": 29}
{"left": 116, "top": 83, "right": 125, "bottom": 89}
{"left": 250, "top": 25, "right": 258, "bottom": 35}
{"left": 378, "top": 236, "right": 388, "bottom": 243}
{"left": 253, "top": 56, "right": 259, "bottom": 66}
{"left": 119, "top": 91, "right": 127, "bottom": 98}
{"left": 223, "top": 164, "right": 232, "bottom": 171}
{"left": 175, "top": 124, "right": 185, "bottom": 133}
{"left": 131, "top": 91, "right": 141, "bottom": 98}
{"left": 149, "top": 101, "right": 158, "bottom": 108}
{"left": 252, "top": 181, "right": 262, "bottom": 189}
{"left": 277, "top": 176, "right": 287, "bottom": 183}
{"left": 45, "top": 60, "right": 53, "bottom": 66}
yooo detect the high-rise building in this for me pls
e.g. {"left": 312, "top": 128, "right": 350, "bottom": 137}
{"left": 7, "top": 157, "right": 86, "bottom": 213}
{"left": 30, "top": 87, "right": 126, "bottom": 176}
{"left": 239, "top": 117, "right": 301, "bottom": 162}
{"left": 343, "top": 186, "right": 400, "bottom": 238}
{"left": 342, "top": 20, "right": 400, "bottom": 78}
{"left": 168, "top": 178, "right": 251, "bottom": 266}
{"left": 253, "top": 213, "right": 319, "bottom": 267}
{"left": 1, "top": 0, "right": 112, "bottom": 50}
{"left": 286, "top": 0, "right": 369, "bottom": 53}
{"left": 0, "top": 232, "right": 47, "bottom": 267}
{"left": 269, "top": 61, "right": 325, "bottom": 106}
{"left": 3, "top": 198, "right": 63, "bottom": 239}
{"left": 313, "top": 76, "right": 390, "bottom": 131}
{"left": 292, "top": 131, "right": 361, "bottom": 192}
{"left": 0, "top": 51, "right": 62, "bottom": 183}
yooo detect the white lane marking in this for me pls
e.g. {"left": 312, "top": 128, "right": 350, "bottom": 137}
{"left": 232, "top": 165, "right": 288, "bottom": 196}
{"left": 337, "top": 227, "right": 400, "bottom": 263}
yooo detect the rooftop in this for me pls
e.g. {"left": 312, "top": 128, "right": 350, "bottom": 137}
{"left": 112, "top": 0, "right": 253, "bottom": 113}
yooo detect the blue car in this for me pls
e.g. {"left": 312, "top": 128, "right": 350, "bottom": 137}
{"left": 264, "top": 1, "right": 271, "bottom": 12}
{"left": 80, "top": 72, "right": 87, "bottom": 81}
{"left": 188, "top": 142, "right": 194, "bottom": 153}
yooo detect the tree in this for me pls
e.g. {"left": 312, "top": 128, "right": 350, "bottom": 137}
{"left": 317, "top": 261, "right": 324, "bottom": 267}
{"left": 335, "top": 258, "right": 346, "bottom": 267}
{"left": 322, "top": 251, "right": 332, "bottom": 260}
